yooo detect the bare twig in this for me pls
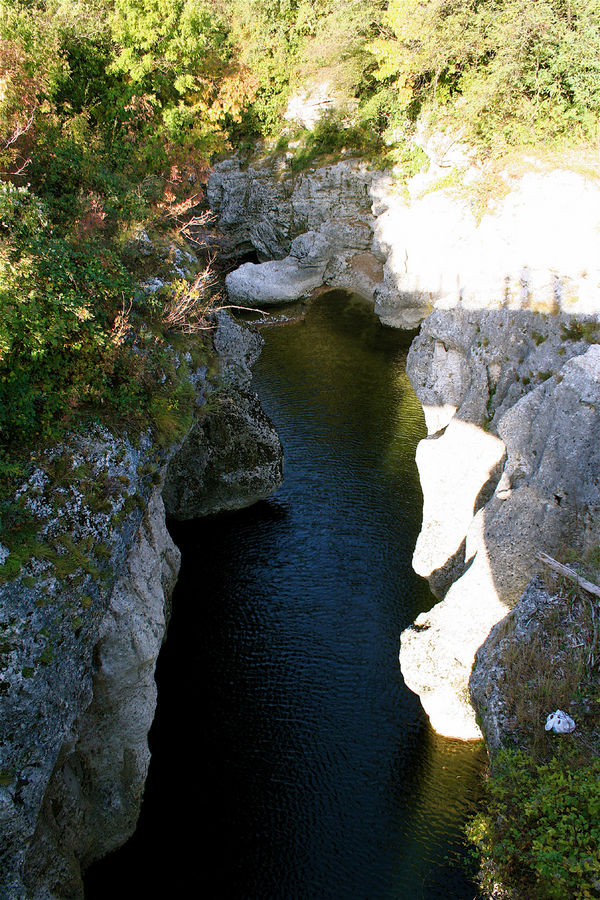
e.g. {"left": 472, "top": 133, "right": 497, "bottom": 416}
{"left": 111, "top": 294, "right": 133, "bottom": 347}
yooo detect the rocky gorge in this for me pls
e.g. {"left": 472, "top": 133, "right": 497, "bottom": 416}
{"left": 209, "top": 144, "right": 600, "bottom": 744}
{"left": 2, "top": 139, "right": 599, "bottom": 898}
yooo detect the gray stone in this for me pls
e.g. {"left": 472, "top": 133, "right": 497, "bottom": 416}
{"left": 402, "top": 311, "right": 600, "bottom": 739}
{"left": 212, "top": 311, "right": 263, "bottom": 388}
{"left": 163, "top": 388, "right": 284, "bottom": 519}
{"left": 208, "top": 157, "right": 375, "bottom": 263}
{"left": 225, "top": 257, "right": 326, "bottom": 306}
{"left": 289, "top": 230, "right": 331, "bottom": 267}
{"left": 22, "top": 488, "right": 179, "bottom": 899}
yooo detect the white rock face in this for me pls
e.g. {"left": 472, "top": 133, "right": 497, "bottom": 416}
{"left": 413, "top": 419, "right": 506, "bottom": 586}
{"left": 402, "top": 553, "right": 508, "bottom": 740}
{"left": 403, "top": 312, "right": 600, "bottom": 740}
{"left": 372, "top": 167, "right": 600, "bottom": 328}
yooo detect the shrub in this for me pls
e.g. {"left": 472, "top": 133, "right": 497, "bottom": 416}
{"left": 469, "top": 749, "right": 600, "bottom": 900}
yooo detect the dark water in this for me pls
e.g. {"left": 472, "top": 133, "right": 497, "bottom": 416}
{"left": 86, "top": 291, "right": 483, "bottom": 899}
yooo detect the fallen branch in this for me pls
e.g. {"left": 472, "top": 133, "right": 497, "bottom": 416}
{"left": 537, "top": 552, "right": 600, "bottom": 600}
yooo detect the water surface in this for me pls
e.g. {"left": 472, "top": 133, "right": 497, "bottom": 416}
{"left": 87, "top": 291, "right": 483, "bottom": 898}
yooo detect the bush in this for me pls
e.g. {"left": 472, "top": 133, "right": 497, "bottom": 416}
{"left": 469, "top": 749, "right": 600, "bottom": 900}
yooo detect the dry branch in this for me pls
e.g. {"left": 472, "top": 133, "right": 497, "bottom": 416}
{"left": 537, "top": 552, "right": 600, "bottom": 600}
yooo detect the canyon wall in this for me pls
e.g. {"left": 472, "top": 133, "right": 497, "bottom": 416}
{"left": 3, "top": 149, "right": 599, "bottom": 897}
{"left": 402, "top": 312, "right": 600, "bottom": 738}
{"left": 0, "top": 315, "right": 283, "bottom": 900}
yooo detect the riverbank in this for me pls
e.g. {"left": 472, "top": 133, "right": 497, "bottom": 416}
{"left": 2, "top": 140, "right": 599, "bottom": 897}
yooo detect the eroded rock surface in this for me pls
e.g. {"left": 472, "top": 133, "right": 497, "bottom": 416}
{"left": 163, "top": 314, "right": 283, "bottom": 517}
{"left": 209, "top": 157, "right": 384, "bottom": 305}
{"left": 22, "top": 488, "right": 179, "bottom": 899}
{"left": 401, "top": 311, "right": 600, "bottom": 738}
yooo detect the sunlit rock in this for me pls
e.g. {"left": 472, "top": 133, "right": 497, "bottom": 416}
{"left": 413, "top": 419, "right": 506, "bottom": 593}
{"left": 404, "top": 312, "right": 600, "bottom": 741}
{"left": 401, "top": 551, "right": 507, "bottom": 741}
{"left": 371, "top": 167, "right": 600, "bottom": 327}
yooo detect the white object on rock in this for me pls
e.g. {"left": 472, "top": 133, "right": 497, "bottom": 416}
{"left": 545, "top": 709, "right": 576, "bottom": 734}
{"left": 0, "top": 543, "right": 9, "bottom": 565}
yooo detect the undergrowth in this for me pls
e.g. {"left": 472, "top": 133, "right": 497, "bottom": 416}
{"left": 469, "top": 550, "right": 600, "bottom": 899}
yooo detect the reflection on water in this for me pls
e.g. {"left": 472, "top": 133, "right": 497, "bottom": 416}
{"left": 86, "top": 291, "right": 483, "bottom": 899}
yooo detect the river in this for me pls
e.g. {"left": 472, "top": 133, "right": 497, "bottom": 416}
{"left": 86, "top": 290, "right": 483, "bottom": 899}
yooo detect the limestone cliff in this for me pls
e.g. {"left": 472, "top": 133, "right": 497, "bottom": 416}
{"left": 0, "top": 315, "right": 283, "bottom": 899}
{"left": 210, "top": 145, "right": 600, "bottom": 328}
{"left": 401, "top": 311, "right": 600, "bottom": 738}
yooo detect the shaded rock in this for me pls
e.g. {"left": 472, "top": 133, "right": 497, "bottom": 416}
{"left": 22, "top": 488, "right": 179, "bottom": 899}
{"left": 163, "top": 389, "right": 284, "bottom": 518}
{"left": 469, "top": 578, "right": 584, "bottom": 751}
{"left": 208, "top": 157, "right": 374, "bottom": 262}
{"left": 212, "top": 310, "right": 263, "bottom": 388}
{"left": 0, "top": 429, "right": 166, "bottom": 900}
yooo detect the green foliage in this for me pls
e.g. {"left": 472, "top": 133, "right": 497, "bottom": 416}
{"left": 0, "top": 0, "right": 228, "bottom": 499}
{"left": 226, "top": 0, "right": 384, "bottom": 134}
{"left": 368, "top": 0, "right": 600, "bottom": 151}
{"left": 561, "top": 319, "right": 600, "bottom": 343}
{"left": 0, "top": 184, "right": 138, "bottom": 448}
{"left": 469, "top": 749, "right": 600, "bottom": 899}
{"left": 281, "top": 112, "right": 384, "bottom": 173}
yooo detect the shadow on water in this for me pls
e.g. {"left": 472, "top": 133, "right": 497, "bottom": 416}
{"left": 86, "top": 291, "right": 484, "bottom": 899}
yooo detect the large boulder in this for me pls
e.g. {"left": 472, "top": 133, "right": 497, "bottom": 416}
{"left": 224, "top": 232, "right": 331, "bottom": 306}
